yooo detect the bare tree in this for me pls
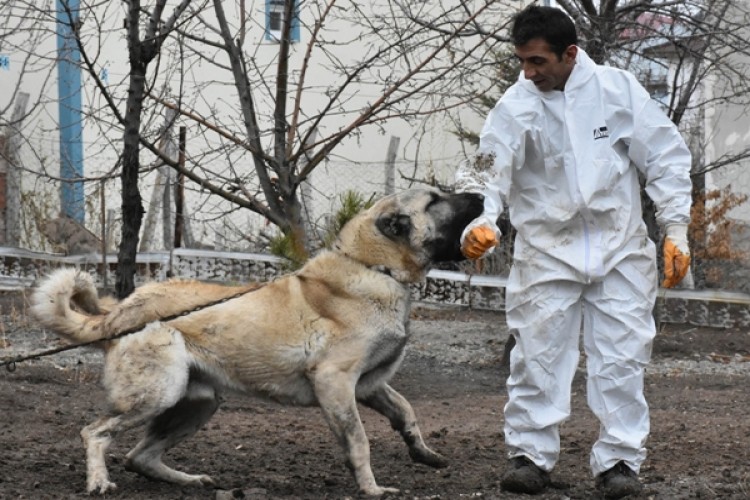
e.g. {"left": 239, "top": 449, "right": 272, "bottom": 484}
{"left": 134, "top": 0, "right": 513, "bottom": 260}
{"left": 555, "top": 0, "right": 750, "bottom": 184}
{"left": 114, "top": 0, "right": 192, "bottom": 297}
{"left": 54, "top": 0, "right": 193, "bottom": 296}
{"left": 16, "top": 0, "right": 748, "bottom": 292}
{"left": 47, "top": 0, "right": 511, "bottom": 266}
{"left": 4, "top": 0, "right": 515, "bottom": 287}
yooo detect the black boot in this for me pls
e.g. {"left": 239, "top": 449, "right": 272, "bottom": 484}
{"left": 500, "top": 456, "right": 550, "bottom": 495}
{"left": 596, "top": 461, "right": 643, "bottom": 499}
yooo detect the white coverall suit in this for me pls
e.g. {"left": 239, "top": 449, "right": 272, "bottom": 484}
{"left": 455, "top": 48, "right": 692, "bottom": 476}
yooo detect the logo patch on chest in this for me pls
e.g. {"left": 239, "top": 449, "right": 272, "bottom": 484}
{"left": 594, "top": 126, "right": 609, "bottom": 140}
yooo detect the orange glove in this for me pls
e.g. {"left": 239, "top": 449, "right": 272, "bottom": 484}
{"left": 461, "top": 225, "right": 499, "bottom": 260}
{"left": 662, "top": 223, "right": 691, "bottom": 288}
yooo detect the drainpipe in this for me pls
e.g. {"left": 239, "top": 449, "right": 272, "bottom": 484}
{"left": 56, "top": 0, "right": 85, "bottom": 223}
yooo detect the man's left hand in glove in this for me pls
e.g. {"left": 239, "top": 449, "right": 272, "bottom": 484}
{"left": 662, "top": 223, "right": 691, "bottom": 288}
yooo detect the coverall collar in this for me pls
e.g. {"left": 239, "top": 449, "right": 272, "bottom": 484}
{"left": 518, "top": 47, "right": 596, "bottom": 97}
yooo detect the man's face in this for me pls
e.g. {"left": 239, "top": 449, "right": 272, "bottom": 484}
{"left": 514, "top": 38, "right": 577, "bottom": 92}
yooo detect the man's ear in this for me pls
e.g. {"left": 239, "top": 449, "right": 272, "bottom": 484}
{"left": 563, "top": 44, "right": 578, "bottom": 64}
{"left": 375, "top": 213, "right": 412, "bottom": 242}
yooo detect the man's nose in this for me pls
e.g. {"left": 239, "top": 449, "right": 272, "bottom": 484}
{"left": 523, "top": 63, "right": 537, "bottom": 79}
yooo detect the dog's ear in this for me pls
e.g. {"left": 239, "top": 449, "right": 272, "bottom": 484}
{"left": 376, "top": 212, "right": 412, "bottom": 242}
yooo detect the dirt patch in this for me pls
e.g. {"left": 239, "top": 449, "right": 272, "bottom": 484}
{"left": 1, "top": 294, "right": 749, "bottom": 499}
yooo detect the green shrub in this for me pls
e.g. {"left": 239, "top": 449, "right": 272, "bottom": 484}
{"left": 268, "top": 190, "right": 377, "bottom": 269}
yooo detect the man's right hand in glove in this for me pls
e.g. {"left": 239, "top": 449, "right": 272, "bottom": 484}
{"left": 460, "top": 219, "right": 500, "bottom": 260}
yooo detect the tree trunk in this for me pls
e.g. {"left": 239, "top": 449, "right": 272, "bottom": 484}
{"left": 284, "top": 192, "right": 309, "bottom": 264}
{"left": 116, "top": 67, "right": 146, "bottom": 298}
{"left": 115, "top": 1, "right": 147, "bottom": 299}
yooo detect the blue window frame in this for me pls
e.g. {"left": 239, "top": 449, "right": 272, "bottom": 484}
{"left": 265, "top": 0, "right": 300, "bottom": 43}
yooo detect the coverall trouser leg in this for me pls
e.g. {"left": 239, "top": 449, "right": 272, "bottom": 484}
{"left": 582, "top": 252, "right": 657, "bottom": 476}
{"left": 504, "top": 278, "right": 585, "bottom": 472}
{"left": 504, "top": 251, "right": 656, "bottom": 476}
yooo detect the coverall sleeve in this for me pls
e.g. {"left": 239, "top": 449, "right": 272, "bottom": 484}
{"left": 626, "top": 77, "right": 693, "bottom": 227}
{"left": 455, "top": 103, "right": 522, "bottom": 223}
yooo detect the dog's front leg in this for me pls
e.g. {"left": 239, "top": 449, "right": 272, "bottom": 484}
{"left": 313, "top": 366, "right": 398, "bottom": 497}
{"left": 361, "top": 384, "right": 448, "bottom": 468}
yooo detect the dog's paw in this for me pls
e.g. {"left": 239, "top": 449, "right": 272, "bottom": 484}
{"left": 361, "top": 485, "right": 399, "bottom": 496}
{"left": 177, "top": 473, "right": 216, "bottom": 488}
{"left": 87, "top": 478, "right": 117, "bottom": 495}
{"left": 410, "top": 447, "right": 449, "bottom": 469}
{"left": 196, "top": 474, "right": 216, "bottom": 487}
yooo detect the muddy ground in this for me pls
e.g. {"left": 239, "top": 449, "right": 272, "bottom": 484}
{"left": 1, "top": 293, "right": 749, "bottom": 499}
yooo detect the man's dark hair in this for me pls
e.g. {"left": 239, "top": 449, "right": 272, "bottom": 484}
{"left": 511, "top": 5, "right": 577, "bottom": 59}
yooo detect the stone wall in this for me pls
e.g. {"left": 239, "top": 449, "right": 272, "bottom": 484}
{"left": 1, "top": 247, "right": 748, "bottom": 329}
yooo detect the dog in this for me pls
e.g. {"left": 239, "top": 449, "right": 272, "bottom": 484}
{"left": 30, "top": 188, "right": 484, "bottom": 496}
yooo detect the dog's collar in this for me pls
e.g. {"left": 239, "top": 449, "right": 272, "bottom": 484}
{"left": 332, "top": 247, "right": 396, "bottom": 279}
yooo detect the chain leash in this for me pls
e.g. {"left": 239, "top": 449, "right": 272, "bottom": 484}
{"left": 2, "top": 285, "right": 261, "bottom": 372}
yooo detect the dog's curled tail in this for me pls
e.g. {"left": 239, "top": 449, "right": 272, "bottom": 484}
{"left": 30, "top": 268, "right": 107, "bottom": 344}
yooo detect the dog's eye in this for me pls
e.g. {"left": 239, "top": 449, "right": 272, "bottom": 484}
{"left": 376, "top": 213, "right": 412, "bottom": 241}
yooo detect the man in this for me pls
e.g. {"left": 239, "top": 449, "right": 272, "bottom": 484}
{"left": 456, "top": 5, "right": 692, "bottom": 499}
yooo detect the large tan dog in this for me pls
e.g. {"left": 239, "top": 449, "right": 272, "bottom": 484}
{"left": 30, "top": 189, "right": 484, "bottom": 496}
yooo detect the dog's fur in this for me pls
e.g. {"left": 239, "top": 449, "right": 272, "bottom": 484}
{"left": 30, "top": 189, "right": 484, "bottom": 496}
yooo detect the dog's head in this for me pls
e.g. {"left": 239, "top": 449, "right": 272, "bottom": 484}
{"left": 334, "top": 189, "right": 484, "bottom": 282}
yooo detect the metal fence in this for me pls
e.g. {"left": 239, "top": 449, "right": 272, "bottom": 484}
{"left": 0, "top": 247, "right": 747, "bottom": 329}
{"left": 453, "top": 217, "right": 750, "bottom": 295}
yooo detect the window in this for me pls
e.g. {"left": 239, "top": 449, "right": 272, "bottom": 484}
{"left": 265, "top": 0, "right": 300, "bottom": 43}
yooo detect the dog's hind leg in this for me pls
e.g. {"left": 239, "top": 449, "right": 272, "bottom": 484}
{"left": 80, "top": 323, "right": 194, "bottom": 494}
{"left": 124, "top": 378, "right": 219, "bottom": 487}
{"left": 81, "top": 407, "right": 172, "bottom": 494}
{"left": 80, "top": 416, "right": 120, "bottom": 494}
{"left": 360, "top": 384, "right": 448, "bottom": 468}
{"left": 313, "top": 367, "right": 398, "bottom": 496}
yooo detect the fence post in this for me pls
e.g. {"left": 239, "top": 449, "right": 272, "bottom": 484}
{"left": 0, "top": 135, "right": 6, "bottom": 245}
{"left": 1, "top": 92, "right": 30, "bottom": 247}
{"left": 385, "top": 136, "right": 400, "bottom": 195}
{"left": 139, "top": 166, "right": 164, "bottom": 251}
{"left": 161, "top": 163, "right": 175, "bottom": 251}
{"left": 299, "top": 128, "right": 318, "bottom": 246}
{"left": 105, "top": 208, "right": 116, "bottom": 253}
{"left": 100, "top": 179, "right": 107, "bottom": 286}
{"left": 140, "top": 108, "right": 178, "bottom": 251}
{"left": 174, "top": 126, "right": 186, "bottom": 249}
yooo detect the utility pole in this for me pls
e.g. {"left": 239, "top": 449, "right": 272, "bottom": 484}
{"left": 56, "top": 0, "right": 85, "bottom": 223}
